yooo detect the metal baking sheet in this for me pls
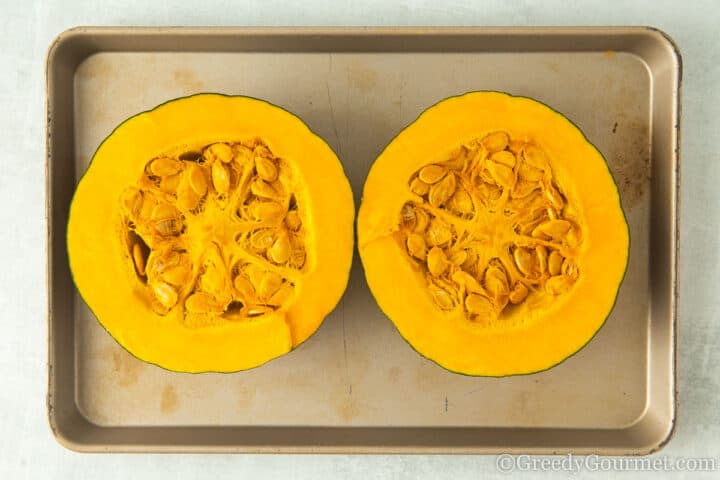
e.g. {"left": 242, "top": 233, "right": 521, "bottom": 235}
{"left": 46, "top": 27, "right": 680, "bottom": 454}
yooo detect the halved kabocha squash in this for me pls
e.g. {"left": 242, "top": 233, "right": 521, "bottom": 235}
{"left": 358, "top": 91, "right": 629, "bottom": 376}
{"left": 68, "top": 94, "right": 354, "bottom": 373}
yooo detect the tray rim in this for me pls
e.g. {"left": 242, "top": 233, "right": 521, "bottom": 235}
{"left": 46, "top": 25, "right": 681, "bottom": 455}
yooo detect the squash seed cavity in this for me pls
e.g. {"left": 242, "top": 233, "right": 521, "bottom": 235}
{"left": 121, "top": 139, "right": 307, "bottom": 326}
{"left": 399, "top": 133, "right": 583, "bottom": 324}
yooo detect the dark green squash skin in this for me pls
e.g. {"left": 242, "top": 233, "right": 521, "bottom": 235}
{"left": 67, "top": 93, "right": 353, "bottom": 374}
{"left": 358, "top": 90, "right": 630, "bottom": 377}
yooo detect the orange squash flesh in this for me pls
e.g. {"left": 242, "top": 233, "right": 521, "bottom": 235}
{"left": 68, "top": 94, "right": 354, "bottom": 373}
{"left": 358, "top": 91, "right": 629, "bottom": 376}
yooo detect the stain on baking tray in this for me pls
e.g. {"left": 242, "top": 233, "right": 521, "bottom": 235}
{"left": 333, "top": 394, "right": 361, "bottom": 422}
{"left": 387, "top": 366, "right": 402, "bottom": 383}
{"left": 77, "top": 55, "right": 113, "bottom": 84}
{"left": 347, "top": 64, "right": 378, "bottom": 93}
{"left": 160, "top": 384, "right": 179, "bottom": 413}
{"left": 237, "top": 385, "right": 257, "bottom": 409}
{"left": 605, "top": 118, "right": 651, "bottom": 209}
{"left": 76, "top": 56, "right": 114, "bottom": 122}
{"left": 171, "top": 68, "right": 205, "bottom": 93}
{"left": 109, "top": 346, "right": 146, "bottom": 387}
{"left": 546, "top": 62, "right": 561, "bottom": 73}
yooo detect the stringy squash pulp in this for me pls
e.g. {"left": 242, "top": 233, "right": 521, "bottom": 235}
{"left": 68, "top": 94, "right": 354, "bottom": 373}
{"left": 358, "top": 91, "right": 629, "bottom": 376}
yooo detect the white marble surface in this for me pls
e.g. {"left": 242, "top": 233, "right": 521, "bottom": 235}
{"left": 1, "top": 0, "right": 718, "bottom": 478}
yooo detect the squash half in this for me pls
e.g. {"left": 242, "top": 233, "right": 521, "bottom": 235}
{"left": 68, "top": 94, "right": 354, "bottom": 373}
{"left": 358, "top": 91, "right": 629, "bottom": 376}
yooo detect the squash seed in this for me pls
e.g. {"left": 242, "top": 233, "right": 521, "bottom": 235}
{"left": 523, "top": 145, "right": 549, "bottom": 171}
{"left": 212, "top": 162, "right": 230, "bottom": 195}
{"left": 544, "top": 182, "right": 564, "bottom": 209}
{"left": 562, "top": 260, "right": 578, "bottom": 279}
{"left": 268, "top": 281, "right": 294, "bottom": 305}
{"left": 255, "top": 156, "right": 278, "bottom": 182}
{"left": 159, "top": 174, "right": 181, "bottom": 194}
{"left": 151, "top": 203, "right": 178, "bottom": 221}
{"left": 532, "top": 219, "right": 571, "bottom": 240}
{"left": 268, "top": 231, "right": 291, "bottom": 264}
{"left": 545, "top": 275, "right": 570, "bottom": 295}
{"left": 233, "top": 145, "right": 253, "bottom": 164}
{"left": 451, "top": 270, "right": 484, "bottom": 294}
{"left": 132, "top": 243, "right": 146, "bottom": 277}
{"left": 448, "top": 188, "right": 473, "bottom": 215}
{"left": 253, "top": 144, "right": 272, "bottom": 158}
{"left": 427, "top": 247, "right": 448, "bottom": 276}
{"left": 428, "top": 172, "right": 456, "bottom": 207}
{"left": 490, "top": 150, "right": 516, "bottom": 168}
{"left": 465, "top": 293, "right": 493, "bottom": 314}
{"left": 484, "top": 266, "right": 509, "bottom": 296}
{"left": 153, "top": 282, "right": 178, "bottom": 309}
{"left": 401, "top": 203, "right": 416, "bottom": 229}
{"left": 508, "top": 140, "right": 524, "bottom": 154}
{"left": 250, "top": 178, "right": 278, "bottom": 199}
{"left": 288, "top": 247, "right": 307, "bottom": 269}
{"left": 251, "top": 201, "right": 285, "bottom": 221}
{"left": 205, "top": 143, "right": 234, "bottom": 164}
{"left": 250, "top": 228, "right": 277, "bottom": 250}
{"left": 138, "top": 194, "right": 156, "bottom": 220}
{"left": 233, "top": 274, "right": 256, "bottom": 300}
{"left": 200, "top": 265, "right": 225, "bottom": 297}
{"left": 185, "top": 292, "right": 217, "bottom": 313}
{"left": 486, "top": 162, "right": 513, "bottom": 188}
{"left": 187, "top": 163, "right": 208, "bottom": 197}
{"left": 150, "top": 157, "right": 182, "bottom": 177}
{"left": 410, "top": 177, "right": 430, "bottom": 196}
{"left": 482, "top": 131, "right": 509, "bottom": 152}
{"left": 162, "top": 264, "right": 189, "bottom": 286}
{"left": 155, "top": 218, "right": 182, "bottom": 236}
{"left": 513, "top": 247, "right": 535, "bottom": 277}
{"left": 426, "top": 218, "right": 452, "bottom": 246}
{"left": 406, "top": 233, "right": 427, "bottom": 261}
{"left": 535, "top": 246, "right": 548, "bottom": 275}
{"left": 247, "top": 306, "right": 272, "bottom": 317}
{"left": 244, "top": 264, "right": 265, "bottom": 291}
{"left": 148, "top": 250, "right": 180, "bottom": 274}
{"left": 518, "top": 161, "right": 544, "bottom": 182}
{"left": 257, "top": 271, "right": 283, "bottom": 300}
{"left": 120, "top": 187, "right": 143, "bottom": 217}
{"left": 462, "top": 249, "right": 478, "bottom": 272}
{"left": 449, "top": 250, "right": 468, "bottom": 266}
{"left": 478, "top": 181, "right": 502, "bottom": 202}
{"left": 177, "top": 181, "right": 201, "bottom": 211}
{"left": 512, "top": 180, "right": 539, "bottom": 199}
{"left": 413, "top": 208, "right": 430, "bottom": 233}
{"left": 431, "top": 286, "right": 455, "bottom": 310}
{"left": 548, "top": 250, "right": 564, "bottom": 276}
{"left": 509, "top": 283, "right": 529, "bottom": 304}
{"left": 285, "top": 210, "right": 302, "bottom": 231}
{"left": 418, "top": 164, "right": 447, "bottom": 184}
{"left": 446, "top": 145, "right": 471, "bottom": 170}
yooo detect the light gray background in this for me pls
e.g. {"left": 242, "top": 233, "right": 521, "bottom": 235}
{"left": 1, "top": 0, "right": 717, "bottom": 478}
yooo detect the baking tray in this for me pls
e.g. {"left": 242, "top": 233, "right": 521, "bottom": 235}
{"left": 46, "top": 27, "right": 680, "bottom": 454}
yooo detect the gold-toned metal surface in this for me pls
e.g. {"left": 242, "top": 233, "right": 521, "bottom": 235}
{"left": 46, "top": 27, "right": 680, "bottom": 454}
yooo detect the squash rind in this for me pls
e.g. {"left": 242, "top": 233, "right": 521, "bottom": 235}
{"left": 68, "top": 93, "right": 354, "bottom": 373}
{"left": 358, "top": 91, "right": 630, "bottom": 377}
